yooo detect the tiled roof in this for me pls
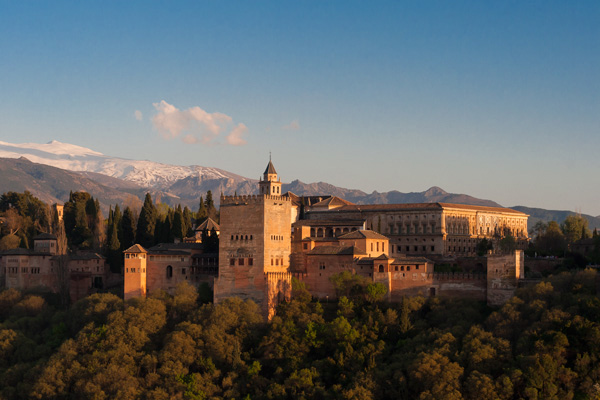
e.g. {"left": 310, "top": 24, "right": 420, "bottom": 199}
{"left": 311, "top": 196, "right": 355, "bottom": 208}
{"left": 0, "top": 248, "right": 34, "bottom": 256}
{"left": 148, "top": 242, "right": 204, "bottom": 251}
{"left": 391, "top": 257, "right": 432, "bottom": 264}
{"left": 148, "top": 250, "right": 190, "bottom": 256}
{"left": 338, "top": 230, "right": 389, "bottom": 240}
{"left": 264, "top": 160, "right": 277, "bottom": 175}
{"left": 325, "top": 202, "right": 527, "bottom": 216}
{"left": 307, "top": 245, "right": 367, "bottom": 256}
{"left": 195, "top": 217, "right": 220, "bottom": 231}
{"left": 293, "top": 219, "right": 365, "bottom": 227}
{"left": 33, "top": 233, "right": 57, "bottom": 240}
{"left": 285, "top": 193, "right": 333, "bottom": 207}
{"left": 123, "top": 244, "right": 147, "bottom": 253}
{"left": 71, "top": 252, "right": 105, "bottom": 260}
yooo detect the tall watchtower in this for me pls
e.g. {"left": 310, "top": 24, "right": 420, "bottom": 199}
{"left": 214, "top": 159, "right": 292, "bottom": 318}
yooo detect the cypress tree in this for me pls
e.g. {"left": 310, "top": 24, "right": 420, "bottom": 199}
{"left": 205, "top": 191, "right": 218, "bottom": 221}
{"left": 197, "top": 196, "right": 207, "bottom": 221}
{"left": 113, "top": 204, "right": 123, "bottom": 244}
{"left": 172, "top": 206, "right": 185, "bottom": 241}
{"left": 121, "top": 207, "right": 136, "bottom": 248}
{"left": 136, "top": 193, "right": 157, "bottom": 247}
{"left": 107, "top": 222, "right": 121, "bottom": 273}
{"left": 183, "top": 206, "right": 193, "bottom": 237}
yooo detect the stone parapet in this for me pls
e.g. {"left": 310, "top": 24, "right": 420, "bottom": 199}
{"left": 220, "top": 194, "right": 291, "bottom": 206}
{"left": 430, "top": 272, "right": 487, "bottom": 281}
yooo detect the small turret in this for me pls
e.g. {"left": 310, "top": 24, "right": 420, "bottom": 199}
{"left": 259, "top": 157, "right": 282, "bottom": 196}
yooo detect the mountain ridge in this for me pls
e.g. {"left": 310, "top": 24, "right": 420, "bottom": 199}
{"left": 0, "top": 140, "right": 598, "bottom": 230}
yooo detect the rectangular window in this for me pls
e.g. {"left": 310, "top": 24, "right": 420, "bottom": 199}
{"left": 131, "top": 268, "right": 135, "bottom": 273}
{"left": 230, "top": 258, "right": 235, "bottom": 266}
{"left": 182, "top": 268, "right": 186, "bottom": 274}
{"left": 303, "top": 243, "right": 308, "bottom": 250}
{"left": 239, "top": 258, "right": 244, "bottom": 266}
{"left": 248, "top": 258, "right": 253, "bottom": 266}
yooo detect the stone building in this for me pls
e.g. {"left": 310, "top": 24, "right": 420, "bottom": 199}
{"left": 122, "top": 159, "right": 528, "bottom": 313}
{"left": 0, "top": 233, "right": 109, "bottom": 302}
{"left": 213, "top": 160, "right": 293, "bottom": 318}
{"left": 300, "top": 202, "right": 529, "bottom": 258}
{"left": 123, "top": 242, "right": 217, "bottom": 300}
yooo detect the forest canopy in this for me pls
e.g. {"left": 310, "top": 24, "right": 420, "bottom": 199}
{"left": 1, "top": 269, "right": 599, "bottom": 400}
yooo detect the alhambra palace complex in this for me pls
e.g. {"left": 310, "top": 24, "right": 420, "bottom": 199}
{"left": 123, "top": 160, "right": 530, "bottom": 318}
{"left": 0, "top": 160, "right": 529, "bottom": 315}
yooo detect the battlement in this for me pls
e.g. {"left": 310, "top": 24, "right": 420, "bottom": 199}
{"left": 220, "top": 194, "right": 292, "bottom": 205}
{"left": 429, "top": 272, "right": 487, "bottom": 281}
{"left": 265, "top": 271, "right": 293, "bottom": 281}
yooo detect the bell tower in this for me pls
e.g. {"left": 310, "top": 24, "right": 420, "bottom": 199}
{"left": 259, "top": 157, "right": 282, "bottom": 196}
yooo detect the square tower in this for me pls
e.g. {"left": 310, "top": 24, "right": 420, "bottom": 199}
{"left": 214, "top": 160, "right": 292, "bottom": 316}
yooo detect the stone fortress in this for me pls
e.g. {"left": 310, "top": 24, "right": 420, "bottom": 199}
{"left": 123, "top": 159, "right": 529, "bottom": 317}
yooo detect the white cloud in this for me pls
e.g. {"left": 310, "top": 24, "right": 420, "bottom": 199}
{"left": 151, "top": 100, "right": 247, "bottom": 146}
{"left": 282, "top": 119, "right": 300, "bottom": 131}
{"left": 134, "top": 110, "right": 143, "bottom": 121}
{"left": 226, "top": 123, "right": 248, "bottom": 146}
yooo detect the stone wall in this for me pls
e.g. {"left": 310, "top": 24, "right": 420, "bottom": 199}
{"left": 487, "top": 251, "right": 524, "bottom": 306}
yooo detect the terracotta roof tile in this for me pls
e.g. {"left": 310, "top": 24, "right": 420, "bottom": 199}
{"left": 338, "top": 230, "right": 389, "bottom": 240}
{"left": 123, "top": 244, "right": 147, "bottom": 253}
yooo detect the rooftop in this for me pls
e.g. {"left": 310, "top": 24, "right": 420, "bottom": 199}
{"left": 195, "top": 217, "right": 220, "bottom": 232}
{"left": 338, "top": 230, "right": 390, "bottom": 240}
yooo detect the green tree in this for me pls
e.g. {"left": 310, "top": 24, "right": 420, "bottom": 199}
{"left": 205, "top": 191, "right": 218, "bottom": 222}
{"left": 136, "top": 193, "right": 157, "bottom": 247}
{"left": 121, "top": 206, "right": 137, "bottom": 248}
{"left": 172, "top": 205, "right": 186, "bottom": 242}
{"left": 197, "top": 195, "right": 207, "bottom": 221}
{"left": 499, "top": 234, "right": 517, "bottom": 254}
{"left": 561, "top": 215, "right": 590, "bottom": 244}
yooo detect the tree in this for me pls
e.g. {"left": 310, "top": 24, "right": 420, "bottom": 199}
{"left": 476, "top": 238, "right": 493, "bottom": 256}
{"left": 499, "top": 234, "right": 517, "bottom": 254}
{"left": 205, "top": 191, "right": 218, "bottom": 222}
{"left": 121, "top": 207, "right": 137, "bottom": 248}
{"left": 535, "top": 221, "right": 567, "bottom": 256}
{"left": 197, "top": 195, "right": 207, "bottom": 221}
{"left": 106, "top": 222, "right": 121, "bottom": 272}
{"left": 0, "top": 234, "right": 20, "bottom": 250}
{"left": 136, "top": 193, "right": 157, "bottom": 247}
{"left": 561, "top": 215, "right": 590, "bottom": 244}
{"left": 172, "top": 206, "right": 186, "bottom": 242}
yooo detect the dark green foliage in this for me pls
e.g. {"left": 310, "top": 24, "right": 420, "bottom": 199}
{"left": 2, "top": 269, "right": 600, "bottom": 399}
{"left": 121, "top": 206, "right": 136, "bottom": 249}
{"left": 136, "top": 193, "right": 157, "bottom": 247}
{"left": 476, "top": 238, "right": 493, "bottom": 256}
{"left": 0, "top": 191, "right": 50, "bottom": 248}
{"left": 205, "top": 190, "right": 218, "bottom": 222}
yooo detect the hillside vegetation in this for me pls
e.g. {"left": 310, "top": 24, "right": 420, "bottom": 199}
{"left": 1, "top": 268, "right": 599, "bottom": 400}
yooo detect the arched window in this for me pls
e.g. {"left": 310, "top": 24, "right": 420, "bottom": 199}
{"left": 166, "top": 265, "right": 173, "bottom": 278}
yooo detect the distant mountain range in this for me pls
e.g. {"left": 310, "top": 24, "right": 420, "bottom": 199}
{"left": 0, "top": 140, "right": 597, "bottom": 230}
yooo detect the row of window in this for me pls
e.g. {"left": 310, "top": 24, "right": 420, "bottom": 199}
{"left": 125, "top": 254, "right": 146, "bottom": 259}
{"left": 393, "top": 245, "right": 436, "bottom": 253}
{"left": 230, "top": 258, "right": 254, "bottom": 266}
{"left": 377, "top": 265, "right": 421, "bottom": 272}
{"left": 370, "top": 242, "right": 385, "bottom": 252}
{"left": 271, "top": 235, "right": 284, "bottom": 241}
{"left": 126, "top": 267, "right": 146, "bottom": 273}
{"left": 271, "top": 257, "right": 284, "bottom": 266}
{"left": 231, "top": 234, "right": 253, "bottom": 241}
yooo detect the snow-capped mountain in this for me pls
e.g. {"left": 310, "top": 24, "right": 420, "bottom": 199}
{"left": 0, "top": 140, "right": 250, "bottom": 189}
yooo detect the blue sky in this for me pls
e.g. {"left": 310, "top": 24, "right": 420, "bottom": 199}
{"left": 1, "top": 1, "right": 599, "bottom": 215}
